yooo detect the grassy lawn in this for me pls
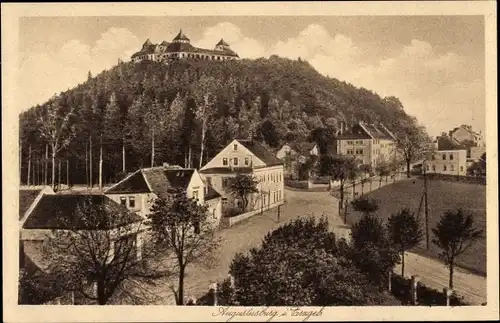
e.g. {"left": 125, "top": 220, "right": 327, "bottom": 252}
{"left": 346, "top": 179, "right": 486, "bottom": 276}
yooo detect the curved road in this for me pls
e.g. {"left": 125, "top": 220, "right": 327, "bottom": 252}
{"left": 149, "top": 178, "right": 486, "bottom": 305}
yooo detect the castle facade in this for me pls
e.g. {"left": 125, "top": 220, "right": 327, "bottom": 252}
{"left": 131, "top": 30, "right": 239, "bottom": 63}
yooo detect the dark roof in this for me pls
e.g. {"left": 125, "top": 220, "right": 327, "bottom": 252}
{"left": 166, "top": 42, "right": 197, "bottom": 53}
{"left": 106, "top": 170, "right": 151, "bottom": 194}
{"left": 23, "top": 195, "right": 143, "bottom": 230}
{"left": 173, "top": 29, "right": 190, "bottom": 41}
{"left": 19, "top": 189, "right": 42, "bottom": 220}
{"left": 216, "top": 38, "right": 229, "bottom": 46}
{"left": 107, "top": 167, "right": 195, "bottom": 199}
{"left": 205, "top": 185, "right": 221, "bottom": 200}
{"left": 160, "top": 40, "right": 170, "bottom": 46}
{"left": 437, "top": 136, "right": 465, "bottom": 151}
{"left": 289, "top": 142, "right": 317, "bottom": 155}
{"left": 238, "top": 139, "right": 283, "bottom": 167}
{"left": 199, "top": 167, "right": 253, "bottom": 175}
{"left": 337, "top": 122, "right": 394, "bottom": 140}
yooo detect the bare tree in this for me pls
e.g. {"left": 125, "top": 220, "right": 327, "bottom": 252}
{"left": 37, "top": 97, "right": 76, "bottom": 190}
{"left": 396, "top": 124, "right": 430, "bottom": 178}
{"left": 194, "top": 76, "right": 219, "bottom": 169}
{"left": 43, "top": 197, "right": 169, "bottom": 305}
{"left": 148, "top": 188, "right": 221, "bottom": 305}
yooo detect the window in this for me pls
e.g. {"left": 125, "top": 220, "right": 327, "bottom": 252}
{"left": 347, "top": 140, "right": 353, "bottom": 145}
{"left": 347, "top": 149, "right": 354, "bottom": 155}
{"left": 443, "top": 165, "right": 447, "bottom": 171}
{"left": 120, "top": 197, "right": 127, "bottom": 205}
{"left": 222, "top": 198, "right": 228, "bottom": 205}
{"left": 460, "top": 166, "right": 464, "bottom": 172}
{"left": 244, "top": 157, "right": 250, "bottom": 166}
{"left": 356, "top": 140, "right": 363, "bottom": 144}
{"left": 233, "top": 144, "right": 238, "bottom": 151}
{"left": 425, "top": 165, "right": 430, "bottom": 171}
{"left": 356, "top": 149, "right": 363, "bottom": 155}
{"left": 442, "top": 154, "right": 446, "bottom": 160}
{"left": 192, "top": 190, "right": 199, "bottom": 200}
{"left": 449, "top": 154, "right": 454, "bottom": 160}
{"left": 233, "top": 157, "right": 239, "bottom": 166}
{"left": 450, "top": 165, "right": 454, "bottom": 171}
{"left": 432, "top": 154, "right": 435, "bottom": 160}
{"left": 223, "top": 158, "right": 228, "bottom": 166}
{"left": 432, "top": 165, "right": 436, "bottom": 171}
{"left": 129, "top": 197, "right": 135, "bottom": 208}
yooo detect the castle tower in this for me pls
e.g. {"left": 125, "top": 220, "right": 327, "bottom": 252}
{"left": 142, "top": 38, "right": 152, "bottom": 49}
{"left": 172, "top": 29, "right": 190, "bottom": 44}
{"left": 215, "top": 38, "right": 230, "bottom": 51}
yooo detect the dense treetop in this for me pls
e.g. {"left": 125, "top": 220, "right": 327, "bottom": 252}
{"left": 19, "top": 56, "right": 422, "bottom": 184}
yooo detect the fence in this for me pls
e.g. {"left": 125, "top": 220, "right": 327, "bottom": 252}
{"left": 220, "top": 201, "right": 285, "bottom": 228}
{"left": 423, "top": 173, "right": 486, "bottom": 185}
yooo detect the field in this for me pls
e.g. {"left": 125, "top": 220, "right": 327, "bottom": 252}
{"left": 346, "top": 179, "right": 487, "bottom": 276}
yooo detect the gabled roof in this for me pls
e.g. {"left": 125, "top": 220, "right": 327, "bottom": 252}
{"left": 337, "top": 122, "right": 395, "bottom": 141}
{"left": 19, "top": 189, "right": 42, "bottom": 220}
{"left": 237, "top": 139, "right": 283, "bottom": 167}
{"left": 173, "top": 29, "right": 190, "bottom": 41}
{"left": 437, "top": 136, "right": 466, "bottom": 151}
{"left": 160, "top": 40, "right": 170, "bottom": 46}
{"left": 22, "top": 195, "right": 143, "bottom": 230}
{"left": 205, "top": 185, "right": 221, "bottom": 200}
{"left": 106, "top": 167, "right": 196, "bottom": 199}
{"left": 450, "top": 125, "right": 481, "bottom": 137}
{"left": 216, "top": 38, "right": 230, "bottom": 47}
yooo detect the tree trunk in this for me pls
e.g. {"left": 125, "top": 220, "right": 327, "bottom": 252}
{"left": 97, "top": 281, "right": 107, "bottom": 305}
{"left": 406, "top": 160, "right": 411, "bottom": 178}
{"left": 449, "top": 260, "right": 454, "bottom": 289}
{"left": 51, "top": 150, "right": 56, "bottom": 191}
{"left": 66, "top": 160, "right": 69, "bottom": 187}
{"left": 178, "top": 265, "right": 185, "bottom": 305}
{"left": 339, "top": 182, "right": 344, "bottom": 209}
{"left": 401, "top": 250, "right": 405, "bottom": 277}
{"left": 122, "top": 136, "right": 126, "bottom": 173}
{"left": 385, "top": 175, "right": 388, "bottom": 184}
{"left": 361, "top": 182, "right": 364, "bottom": 195}
{"left": 188, "top": 146, "right": 192, "bottom": 168}
{"left": 352, "top": 181, "right": 356, "bottom": 198}
{"left": 379, "top": 177, "right": 382, "bottom": 188}
{"left": 89, "top": 136, "right": 93, "bottom": 188}
{"left": 151, "top": 129, "right": 155, "bottom": 168}
{"left": 184, "top": 148, "right": 188, "bottom": 168}
{"left": 44, "top": 144, "right": 48, "bottom": 186}
{"left": 27, "top": 145, "right": 32, "bottom": 186}
{"left": 58, "top": 159, "right": 61, "bottom": 189}
{"left": 199, "top": 123, "right": 206, "bottom": 169}
{"left": 369, "top": 178, "right": 372, "bottom": 192}
{"left": 85, "top": 142, "right": 88, "bottom": 187}
{"left": 99, "top": 136, "right": 103, "bottom": 189}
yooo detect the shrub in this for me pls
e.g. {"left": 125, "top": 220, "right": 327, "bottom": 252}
{"left": 223, "top": 206, "right": 242, "bottom": 218}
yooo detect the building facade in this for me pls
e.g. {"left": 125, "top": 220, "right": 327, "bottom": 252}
{"left": 200, "top": 139, "right": 285, "bottom": 213}
{"left": 276, "top": 142, "right": 318, "bottom": 179}
{"left": 425, "top": 137, "right": 468, "bottom": 176}
{"left": 336, "top": 122, "right": 397, "bottom": 169}
{"left": 449, "top": 125, "right": 484, "bottom": 147}
{"left": 131, "top": 30, "right": 239, "bottom": 63}
{"left": 105, "top": 165, "right": 222, "bottom": 227}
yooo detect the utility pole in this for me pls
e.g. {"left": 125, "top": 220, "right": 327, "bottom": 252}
{"left": 423, "top": 160, "right": 430, "bottom": 250}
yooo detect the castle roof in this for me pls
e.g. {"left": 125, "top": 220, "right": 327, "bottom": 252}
{"left": 216, "top": 38, "right": 230, "bottom": 47}
{"left": 173, "top": 29, "right": 190, "bottom": 42}
{"left": 142, "top": 38, "right": 152, "bottom": 47}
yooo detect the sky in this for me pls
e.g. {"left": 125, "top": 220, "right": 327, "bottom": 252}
{"left": 18, "top": 16, "right": 485, "bottom": 137}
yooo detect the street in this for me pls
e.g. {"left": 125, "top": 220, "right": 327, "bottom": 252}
{"left": 150, "top": 174, "right": 486, "bottom": 305}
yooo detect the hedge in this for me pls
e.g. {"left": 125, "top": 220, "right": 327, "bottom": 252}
{"left": 423, "top": 173, "right": 485, "bottom": 185}
{"left": 284, "top": 179, "right": 308, "bottom": 189}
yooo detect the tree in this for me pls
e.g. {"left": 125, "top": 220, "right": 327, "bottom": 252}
{"left": 395, "top": 125, "right": 430, "bottom": 178}
{"left": 348, "top": 213, "right": 400, "bottom": 287}
{"left": 43, "top": 197, "right": 166, "bottom": 305}
{"left": 359, "top": 164, "right": 372, "bottom": 195}
{"left": 309, "top": 126, "right": 336, "bottom": 155}
{"left": 193, "top": 76, "right": 219, "bottom": 168}
{"left": 223, "top": 217, "right": 398, "bottom": 306}
{"left": 148, "top": 188, "right": 221, "bottom": 305}
{"left": 37, "top": 96, "right": 76, "bottom": 191}
{"left": 228, "top": 174, "right": 259, "bottom": 212}
{"left": 467, "top": 152, "right": 486, "bottom": 177}
{"left": 351, "top": 196, "right": 379, "bottom": 216}
{"left": 432, "top": 209, "right": 483, "bottom": 289}
{"left": 387, "top": 208, "right": 424, "bottom": 277}
{"left": 318, "top": 155, "right": 357, "bottom": 209}
{"left": 375, "top": 162, "right": 391, "bottom": 187}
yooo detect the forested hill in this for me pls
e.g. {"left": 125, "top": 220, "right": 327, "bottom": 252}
{"left": 19, "top": 55, "right": 421, "bottom": 185}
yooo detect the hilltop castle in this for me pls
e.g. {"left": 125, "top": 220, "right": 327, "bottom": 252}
{"left": 131, "top": 29, "right": 239, "bottom": 63}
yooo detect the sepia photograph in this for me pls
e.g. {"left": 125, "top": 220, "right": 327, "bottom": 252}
{"left": 2, "top": 1, "right": 498, "bottom": 322}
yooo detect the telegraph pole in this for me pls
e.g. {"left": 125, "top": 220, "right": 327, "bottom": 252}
{"left": 423, "top": 160, "right": 430, "bottom": 250}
